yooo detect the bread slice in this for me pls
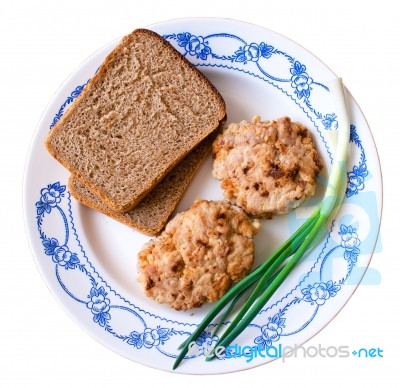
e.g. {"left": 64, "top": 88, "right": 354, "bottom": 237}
{"left": 46, "top": 28, "right": 226, "bottom": 213}
{"left": 68, "top": 134, "right": 214, "bottom": 235}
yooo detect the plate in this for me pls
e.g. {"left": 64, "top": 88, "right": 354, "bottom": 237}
{"left": 23, "top": 18, "right": 382, "bottom": 374}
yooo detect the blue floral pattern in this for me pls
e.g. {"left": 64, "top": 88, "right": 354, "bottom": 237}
{"left": 195, "top": 331, "right": 219, "bottom": 355}
{"left": 126, "top": 327, "right": 175, "bottom": 349}
{"left": 87, "top": 287, "right": 111, "bottom": 327}
{"left": 322, "top": 113, "right": 338, "bottom": 130}
{"left": 254, "top": 310, "right": 285, "bottom": 347}
{"left": 346, "top": 125, "right": 368, "bottom": 197}
{"left": 176, "top": 32, "right": 211, "bottom": 60}
{"left": 339, "top": 224, "right": 361, "bottom": 267}
{"left": 348, "top": 164, "right": 368, "bottom": 195}
{"left": 301, "top": 281, "right": 341, "bottom": 306}
{"left": 290, "top": 61, "right": 313, "bottom": 100}
{"left": 233, "top": 42, "right": 275, "bottom": 63}
{"left": 42, "top": 238, "right": 80, "bottom": 269}
{"left": 38, "top": 183, "right": 81, "bottom": 271}
{"left": 36, "top": 182, "right": 66, "bottom": 215}
{"left": 184, "top": 331, "right": 220, "bottom": 358}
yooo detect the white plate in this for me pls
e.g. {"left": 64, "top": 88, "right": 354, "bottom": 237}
{"left": 23, "top": 18, "right": 382, "bottom": 374}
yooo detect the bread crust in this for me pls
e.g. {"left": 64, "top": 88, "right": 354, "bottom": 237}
{"left": 68, "top": 132, "right": 215, "bottom": 235}
{"left": 46, "top": 28, "right": 226, "bottom": 213}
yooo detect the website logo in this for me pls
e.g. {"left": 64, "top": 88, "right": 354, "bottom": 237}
{"left": 187, "top": 341, "right": 383, "bottom": 363}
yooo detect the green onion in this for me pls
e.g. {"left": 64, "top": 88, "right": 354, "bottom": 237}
{"left": 173, "top": 78, "right": 349, "bottom": 370}
{"left": 211, "top": 265, "right": 283, "bottom": 338}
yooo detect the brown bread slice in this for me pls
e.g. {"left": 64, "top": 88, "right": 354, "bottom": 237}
{"left": 68, "top": 135, "right": 214, "bottom": 235}
{"left": 46, "top": 28, "right": 226, "bottom": 213}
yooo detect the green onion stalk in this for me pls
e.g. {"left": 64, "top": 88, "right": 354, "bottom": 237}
{"left": 173, "top": 78, "right": 350, "bottom": 370}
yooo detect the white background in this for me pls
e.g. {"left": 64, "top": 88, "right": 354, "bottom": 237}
{"left": 1, "top": 0, "right": 398, "bottom": 386}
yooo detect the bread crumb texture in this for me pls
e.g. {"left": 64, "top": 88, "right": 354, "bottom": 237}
{"left": 46, "top": 29, "right": 225, "bottom": 212}
{"left": 137, "top": 200, "right": 260, "bottom": 310}
{"left": 212, "top": 116, "right": 323, "bottom": 217}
